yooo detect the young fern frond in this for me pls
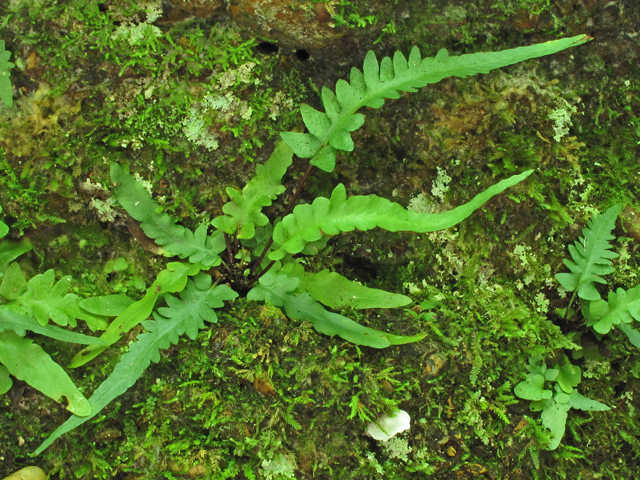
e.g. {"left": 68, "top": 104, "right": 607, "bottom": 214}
{"left": 269, "top": 171, "right": 532, "bottom": 261}
{"left": 212, "top": 141, "right": 294, "bottom": 239}
{"left": 247, "top": 270, "right": 425, "bottom": 348}
{"left": 585, "top": 286, "right": 640, "bottom": 337}
{"left": 555, "top": 204, "right": 622, "bottom": 302}
{"left": 111, "top": 164, "right": 225, "bottom": 267}
{"left": 0, "top": 264, "right": 108, "bottom": 331}
{"left": 281, "top": 35, "right": 591, "bottom": 172}
{"left": 35, "top": 275, "right": 237, "bottom": 455}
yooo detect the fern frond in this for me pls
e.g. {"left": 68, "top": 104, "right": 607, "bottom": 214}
{"left": 281, "top": 35, "right": 590, "bottom": 172}
{"left": 35, "top": 276, "right": 237, "bottom": 455}
{"left": 0, "top": 306, "right": 106, "bottom": 345}
{"left": 587, "top": 286, "right": 640, "bottom": 335}
{"left": 269, "top": 171, "right": 532, "bottom": 260}
{"left": 0, "top": 330, "right": 91, "bottom": 417}
{"left": 111, "top": 164, "right": 225, "bottom": 266}
{"left": 0, "top": 265, "right": 107, "bottom": 330}
{"left": 555, "top": 204, "right": 621, "bottom": 301}
{"left": 69, "top": 262, "right": 201, "bottom": 368}
{"left": 212, "top": 141, "right": 293, "bottom": 239}
{"left": 282, "top": 264, "right": 411, "bottom": 309}
{"left": 247, "top": 270, "right": 425, "bottom": 348}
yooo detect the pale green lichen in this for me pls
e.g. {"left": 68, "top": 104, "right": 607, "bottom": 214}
{"left": 548, "top": 98, "right": 578, "bottom": 142}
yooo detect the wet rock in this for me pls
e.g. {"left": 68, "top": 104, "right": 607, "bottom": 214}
{"left": 620, "top": 205, "right": 640, "bottom": 243}
{"left": 229, "top": 0, "right": 345, "bottom": 50}
{"left": 170, "top": 0, "right": 225, "bottom": 18}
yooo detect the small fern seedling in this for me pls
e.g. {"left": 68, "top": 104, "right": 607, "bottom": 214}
{"left": 514, "top": 353, "right": 609, "bottom": 450}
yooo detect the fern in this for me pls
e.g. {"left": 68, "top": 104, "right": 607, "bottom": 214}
{"left": 0, "top": 263, "right": 108, "bottom": 331}
{"left": 111, "top": 164, "right": 225, "bottom": 267}
{"left": 247, "top": 270, "right": 425, "bottom": 348}
{"left": 281, "top": 35, "right": 590, "bottom": 172}
{"left": 555, "top": 204, "right": 621, "bottom": 301}
{"left": 0, "top": 331, "right": 92, "bottom": 416}
{"left": 270, "top": 172, "right": 532, "bottom": 260}
{"left": 69, "top": 262, "right": 201, "bottom": 368}
{"left": 34, "top": 274, "right": 238, "bottom": 455}
{"left": 585, "top": 286, "right": 640, "bottom": 338}
{"left": 0, "top": 40, "right": 14, "bottom": 108}
{"left": 212, "top": 141, "right": 294, "bottom": 239}
{"left": 282, "top": 264, "right": 411, "bottom": 310}
{"left": 0, "top": 307, "right": 105, "bottom": 345}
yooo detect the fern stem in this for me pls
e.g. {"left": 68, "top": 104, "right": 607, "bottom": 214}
{"left": 563, "top": 290, "right": 577, "bottom": 321}
{"left": 219, "top": 193, "right": 234, "bottom": 265}
{"left": 248, "top": 260, "right": 276, "bottom": 286}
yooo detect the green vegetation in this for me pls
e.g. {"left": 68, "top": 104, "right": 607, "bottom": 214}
{"left": 1, "top": 0, "right": 639, "bottom": 478}
{"left": 34, "top": 38, "right": 584, "bottom": 454}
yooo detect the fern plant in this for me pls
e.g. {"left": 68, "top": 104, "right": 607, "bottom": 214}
{"left": 34, "top": 35, "right": 590, "bottom": 453}
{"left": 0, "top": 40, "right": 14, "bottom": 107}
{"left": 514, "top": 353, "right": 609, "bottom": 450}
{"left": 555, "top": 204, "right": 640, "bottom": 346}
{"left": 0, "top": 214, "right": 108, "bottom": 417}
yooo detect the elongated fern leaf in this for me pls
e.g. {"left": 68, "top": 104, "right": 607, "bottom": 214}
{"left": 212, "top": 141, "right": 294, "bottom": 239}
{"left": 247, "top": 270, "right": 425, "bottom": 348}
{"left": 0, "top": 330, "right": 91, "bottom": 417}
{"left": 555, "top": 204, "right": 621, "bottom": 301}
{"left": 0, "top": 306, "right": 105, "bottom": 345}
{"left": 69, "top": 262, "right": 201, "bottom": 368}
{"left": 281, "top": 264, "right": 411, "bottom": 309}
{"left": 281, "top": 35, "right": 590, "bottom": 172}
{"left": 111, "top": 164, "right": 225, "bottom": 266}
{"left": 269, "top": 171, "right": 532, "bottom": 261}
{"left": 35, "top": 275, "right": 237, "bottom": 455}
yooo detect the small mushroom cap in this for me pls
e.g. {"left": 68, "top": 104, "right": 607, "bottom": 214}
{"left": 3, "top": 466, "right": 47, "bottom": 480}
{"left": 366, "top": 409, "right": 411, "bottom": 441}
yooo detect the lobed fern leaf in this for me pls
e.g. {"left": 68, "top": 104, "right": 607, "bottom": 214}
{"left": 269, "top": 171, "right": 532, "bottom": 261}
{"left": 35, "top": 275, "right": 237, "bottom": 455}
{"left": 111, "top": 164, "right": 225, "bottom": 266}
{"left": 0, "top": 264, "right": 108, "bottom": 330}
{"left": 281, "top": 35, "right": 590, "bottom": 172}
{"left": 586, "top": 286, "right": 640, "bottom": 336}
{"left": 0, "top": 40, "right": 14, "bottom": 108}
{"left": 247, "top": 270, "right": 425, "bottom": 348}
{"left": 555, "top": 204, "right": 621, "bottom": 301}
{"left": 212, "top": 141, "right": 294, "bottom": 239}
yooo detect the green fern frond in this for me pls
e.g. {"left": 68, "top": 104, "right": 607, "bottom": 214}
{"left": 282, "top": 264, "right": 411, "bottom": 309}
{"left": 281, "top": 35, "right": 590, "bottom": 172}
{"left": 586, "top": 286, "right": 640, "bottom": 336}
{"left": 247, "top": 270, "right": 425, "bottom": 348}
{"left": 0, "top": 40, "right": 14, "bottom": 108}
{"left": 0, "top": 307, "right": 106, "bottom": 345}
{"left": 35, "top": 275, "right": 237, "bottom": 455}
{"left": 269, "top": 171, "right": 532, "bottom": 261}
{"left": 0, "top": 330, "right": 91, "bottom": 416}
{"left": 0, "top": 264, "right": 108, "bottom": 330}
{"left": 69, "top": 261, "right": 201, "bottom": 368}
{"left": 555, "top": 204, "right": 622, "bottom": 301}
{"left": 212, "top": 141, "right": 294, "bottom": 239}
{"left": 111, "top": 164, "right": 225, "bottom": 266}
